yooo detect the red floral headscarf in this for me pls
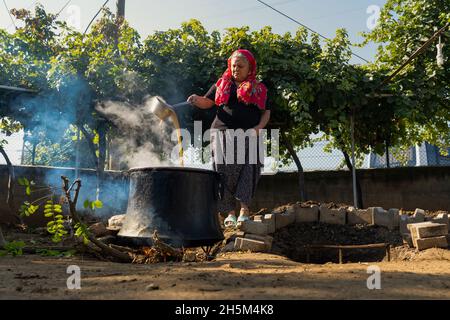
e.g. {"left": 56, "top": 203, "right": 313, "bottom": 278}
{"left": 215, "top": 49, "right": 267, "bottom": 110}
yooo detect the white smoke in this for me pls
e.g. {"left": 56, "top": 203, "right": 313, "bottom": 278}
{"left": 95, "top": 98, "right": 176, "bottom": 169}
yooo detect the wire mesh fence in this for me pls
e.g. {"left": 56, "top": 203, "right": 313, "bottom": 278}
{"left": 279, "top": 142, "right": 450, "bottom": 173}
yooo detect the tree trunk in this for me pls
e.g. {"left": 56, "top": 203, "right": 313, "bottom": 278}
{"left": 78, "top": 124, "right": 107, "bottom": 201}
{"left": 78, "top": 125, "right": 99, "bottom": 169}
{"left": 31, "top": 140, "right": 37, "bottom": 165}
{"left": 97, "top": 124, "right": 107, "bottom": 177}
{"left": 281, "top": 131, "right": 307, "bottom": 201}
{"left": 342, "top": 151, "right": 364, "bottom": 209}
{"left": 0, "top": 146, "right": 22, "bottom": 224}
{"left": 0, "top": 226, "right": 5, "bottom": 247}
{"left": 96, "top": 124, "right": 107, "bottom": 200}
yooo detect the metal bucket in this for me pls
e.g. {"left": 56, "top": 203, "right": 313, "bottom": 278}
{"left": 148, "top": 96, "right": 175, "bottom": 121}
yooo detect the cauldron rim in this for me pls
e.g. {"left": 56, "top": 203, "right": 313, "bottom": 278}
{"left": 128, "top": 166, "right": 217, "bottom": 175}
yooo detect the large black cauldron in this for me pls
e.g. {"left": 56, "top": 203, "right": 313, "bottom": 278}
{"left": 118, "top": 167, "right": 224, "bottom": 248}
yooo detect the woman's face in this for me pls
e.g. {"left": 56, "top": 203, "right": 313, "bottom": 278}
{"left": 231, "top": 56, "right": 251, "bottom": 83}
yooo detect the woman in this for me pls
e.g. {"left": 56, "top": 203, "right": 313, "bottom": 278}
{"left": 188, "top": 49, "right": 271, "bottom": 227}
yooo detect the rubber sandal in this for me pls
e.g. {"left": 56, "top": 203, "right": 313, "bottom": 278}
{"left": 224, "top": 215, "right": 237, "bottom": 228}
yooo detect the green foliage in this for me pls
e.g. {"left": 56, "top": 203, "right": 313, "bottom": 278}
{"left": 19, "top": 201, "right": 39, "bottom": 217}
{"left": 74, "top": 222, "right": 90, "bottom": 245}
{"left": 1, "top": 2, "right": 448, "bottom": 170}
{"left": 44, "top": 200, "right": 68, "bottom": 243}
{"left": 83, "top": 199, "right": 103, "bottom": 210}
{"left": 18, "top": 178, "right": 68, "bottom": 243}
{"left": 0, "top": 241, "right": 26, "bottom": 257}
{"left": 361, "top": 0, "right": 450, "bottom": 153}
{"left": 17, "top": 177, "right": 99, "bottom": 245}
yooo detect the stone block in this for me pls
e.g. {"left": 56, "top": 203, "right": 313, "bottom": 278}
{"left": 409, "top": 222, "right": 448, "bottom": 239}
{"left": 234, "top": 237, "right": 243, "bottom": 250}
{"left": 221, "top": 241, "right": 236, "bottom": 253}
{"left": 263, "top": 214, "right": 276, "bottom": 234}
{"left": 372, "top": 207, "right": 398, "bottom": 230}
{"left": 296, "top": 206, "right": 319, "bottom": 223}
{"left": 432, "top": 213, "right": 449, "bottom": 230}
{"left": 284, "top": 205, "right": 296, "bottom": 215}
{"left": 275, "top": 212, "right": 295, "bottom": 230}
{"left": 415, "top": 236, "right": 448, "bottom": 251}
{"left": 245, "top": 234, "right": 273, "bottom": 251}
{"left": 389, "top": 209, "right": 400, "bottom": 228}
{"left": 320, "top": 205, "right": 346, "bottom": 225}
{"left": 226, "top": 231, "right": 245, "bottom": 243}
{"left": 400, "top": 214, "right": 424, "bottom": 235}
{"left": 253, "top": 215, "right": 264, "bottom": 222}
{"left": 239, "top": 220, "right": 269, "bottom": 236}
{"left": 347, "top": 208, "right": 372, "bottom": 225}
{"left": 413, "top": 209, "right": 426, "bottom": 222}
{"left": 234, "top": 237, "right": 267, "bottom": 252}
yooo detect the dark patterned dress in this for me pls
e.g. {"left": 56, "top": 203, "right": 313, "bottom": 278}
{"left": 205, "top": 82, "right": 270, "bottom": 213}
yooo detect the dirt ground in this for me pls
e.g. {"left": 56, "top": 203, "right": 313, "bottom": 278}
{"left": 2, "top": 205, "right": 450, "bottom": 300}
{"left": 1, "top": 248, "right": 450, "bottom": 300}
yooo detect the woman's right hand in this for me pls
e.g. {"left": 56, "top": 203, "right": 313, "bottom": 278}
{"left": 188, "top": 94, "right": 215, "bottom": 109}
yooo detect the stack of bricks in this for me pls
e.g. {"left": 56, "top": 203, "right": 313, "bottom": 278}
{"left": 223, "top": 204, "right": 450, "bottom": 254}
{"left": 232, "top": 204, "right": 299, "bottom": 253}
{"left": 407, "top": 222, "right": 449, "bottom": 251}
{"left": 319, "top": 204, "right": 347, "bottom": 225}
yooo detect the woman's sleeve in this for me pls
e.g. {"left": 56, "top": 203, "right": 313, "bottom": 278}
{"left": 261, "top": 81, "right": 270, "bottom": 111}
{"left": 204, "top": 84, "right": 216, "bottom": 101}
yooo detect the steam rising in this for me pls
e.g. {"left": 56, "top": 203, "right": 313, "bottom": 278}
{"left": 96, "top": 97, "right": 178, "bottom": 169}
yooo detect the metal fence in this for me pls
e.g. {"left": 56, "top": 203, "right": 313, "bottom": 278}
{"left": 277, "top": 141, "right": 450, "bottom": 173}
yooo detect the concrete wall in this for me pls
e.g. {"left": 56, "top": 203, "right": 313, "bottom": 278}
{"left": 1, "top": 165, "right": 449, "bottom": 226}
{"left": 254, "top": 166, "right": 450, "bottom": 211}
{"left": 0, "top": 165, "right": 129, "bottom": 226}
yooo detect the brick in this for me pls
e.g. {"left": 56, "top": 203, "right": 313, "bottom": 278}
{"left": 347, "top": 208, "right": 372, "bottom": 225}
{"left": 253, "top": 215, "right": 264, "bottom": 222}
{"left": 296, "top": 206, "right": 319, "bottom": 223}
{"left": 245, "top": 234, "right": 273, "bottom": 251}
{"left": 234, "top": 237, "right": 243, "bottom": 250}
{"left": 275, "top": 212, "right": 295, "bottom": 230}
{"left": 226, "top": 231, "right": 245, "bottom": 243}
{"left": 389, "top": 209, "right": 400, "bottom": 228}
{"left": 432, "top": 213, "right": 449, "bottom": 230}
{"left": 413, "top": 209, "right": 426, "bottom": 222}
{"left": 239, "top": 220, "right": 269, "bottom": 236}
{"left": 263, "top": 214, "right": 276, "bottom": 234}
{"left": 285, "top": 205, "right": 296, "bottom": 215}
{"left": 320, "top": 205, "right": 346, "bottom": 225}
{"left": 234, "top": 237, "right": 267, "bottom": 252}
{"left": 415, "top": 236, "right": 448, "bottom": 251}
{"left": 221, "top": 241, "right": 236, "bottom": 253}
{"left": 235, "top": 231, "right": 246, "bottom": 238}
{"left": 372, "top": 207, "right": 398, "bottom": 230}
{"left": 400, "top": 214, "right": 424, "bottom": 235}
{"left": 410, "top": 222, "right": 448, "bottom": 239}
